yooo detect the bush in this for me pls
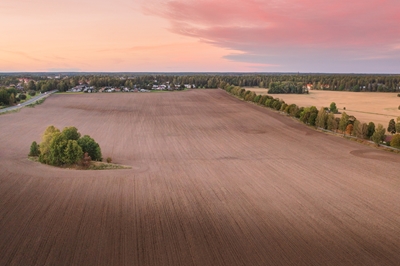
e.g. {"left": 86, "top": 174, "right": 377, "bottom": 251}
{"left": 28, "top": 90, "right": 36, "bottom": 96}
{"left": 29, "top": 141, "right": 40, "bottom": 156}
{"left": 391, "top": 134, "right": 400, "bottom": 149}
{"left": 106, "top": 157, "right": 112, "bottom": 163}
{"left": 19, "top": 94, "right": 27, "bottom": 100}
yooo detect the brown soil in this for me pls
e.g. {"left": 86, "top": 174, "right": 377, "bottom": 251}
{"left": 1, "top": 89, "right": 400, "bottom": 265}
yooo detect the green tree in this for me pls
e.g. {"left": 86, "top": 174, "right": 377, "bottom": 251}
{"left": 29, "top": 141, "right": 40, "bottom": 157}
{"left": 390, "top": 134, "right": 400, "bottom": 149}
{"left": 27, "top": 80, "right": 37, "bottom": 91}
{"left": 77, "top": 135, "right": 102, "bottom": 161}
{"left": 329, "top": 102, "right": 338, "bottom": 114}
{"left": 371, "top": 124, "right": 386, "bottom": 146}
{"left": 387, "top": 119, "right": 396, "bottom": 134}
{"left": 367, "top": 122, "right": 375, "bottom": 139}
{"left": 316, "top": 107, "right": 327, "bottom": 129}
{"left": 39, "top": 126, "right": 60, "bottom": 164}
{"left": 326, "top": 113, "right": 338, "bottom": 131}
{"left": 396, "top": 123, "right": 400, "bottom": 134}
{"left": 339, "top": 112, "right": 349, "bottom": 134}
{"left": 64, "top": 140, "right": 83, "bottom": 165}
{"left": 0, "top": 89, "right": 8, "bottom": 105}
{"left": 48, "top": 132, "right": 68, "bottom": 165}
{"left": 61, "top": 126, "right": 81, "bottom": 141}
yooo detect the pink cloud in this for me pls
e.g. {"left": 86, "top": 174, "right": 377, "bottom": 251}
{"left": 143, "top": 0, "right": 400, "bottom": 72}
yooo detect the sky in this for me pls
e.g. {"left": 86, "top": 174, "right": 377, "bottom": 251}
{"left": 1, "top": 0, "right": 400, "bottom": 73}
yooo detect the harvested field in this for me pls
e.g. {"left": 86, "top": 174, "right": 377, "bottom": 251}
{"left": 1, "top": 89, "right": 400, "bottom": 265}
{"left": 247, "top": 88, "right": 400, "bottom": 125}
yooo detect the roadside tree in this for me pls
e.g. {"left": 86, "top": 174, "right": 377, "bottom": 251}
{"left": 391, "top": 134, "right": 400, "bottom": 149}
{"left": 387, "top": 119, "right": 396, "bottom": 134}
{"left": 339, "top": 112, "right": 349, "bottom": 134}
{"left": 371, "top": 124, "right": 386, "bottom": 146}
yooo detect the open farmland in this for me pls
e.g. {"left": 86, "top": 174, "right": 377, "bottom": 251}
{"left": 247, "top": 88, "right": 400, "bottom": 125}
{"left": 1, "top": 89, "right": 400, "bottom": 265}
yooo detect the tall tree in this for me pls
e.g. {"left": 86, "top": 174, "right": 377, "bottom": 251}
{"left": 316, "top": 107, "right": 327, "bottom": 129}
{"left": 371, "top": 124, "right": 386, "bottom": 146}
{"left": 367, "top": 122, "right": 375, "bottom": 139}
{"left": 387, "top": 119, "right": 396, "bottom": 134}
{"left": 339, "top": 112, "right": 349, "bottom": 134}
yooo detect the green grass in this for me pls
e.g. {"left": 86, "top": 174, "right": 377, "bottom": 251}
{"left": 26, "top": 97, "right": 46, "bottom": 108}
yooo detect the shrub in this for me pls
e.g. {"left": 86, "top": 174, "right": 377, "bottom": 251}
{"left": 106, "top": 157, "right": 112, "bottom": 163}
{"left": 19, "top": 94, "right": 27, "bottom": 100}
{"left": 29, "top": 141, "right": 40, "bottom": 156}
{"left": 29, "top": 90, "right": 36, "bottom": 96}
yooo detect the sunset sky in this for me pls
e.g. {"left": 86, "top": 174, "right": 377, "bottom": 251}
{"left": 1, "top": 0, "right": 399, "bottom": 73}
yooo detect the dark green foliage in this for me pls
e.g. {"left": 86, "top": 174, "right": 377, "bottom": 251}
{"left": 0, "top": 89, "right": 8, "bottom": 105}
{"left": 367, "top": 122, "right": 375, "bottom": 139}
{"left": 18, "top": 94, "right": 27, "bottom": 100}
{"left": 29, "top": 141, "right": 40, "bottom": 157}
{"left": 61, "top": 126, "right": 81, "bottom": 141}
{"left": 28, "top": 90, "right": 36, "bottom": 96}
{"left": 77, "top": 135, "right": 102, "bottom": 161}
{"left": 329, "top": 102, "right": 338, "bottom": 114}
{"left": 387, "top": 119, "right": 396, "bottom": 134}
{"left": 308, "top": 113, "right": 317, "bottom": 126}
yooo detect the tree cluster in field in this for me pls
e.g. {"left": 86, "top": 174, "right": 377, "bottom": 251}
{"left": 223, "top": 85, "right": 400, "bottom": 148}
{"left": 29, "top": 126, "right": 102, "bottom": 167}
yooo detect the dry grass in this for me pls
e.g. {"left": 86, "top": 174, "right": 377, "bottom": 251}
{"left": 1, "top": 90, "right": 400, "bottom": 265}
{"left": 247, "top": 87, "right": 400, "bottom": 125}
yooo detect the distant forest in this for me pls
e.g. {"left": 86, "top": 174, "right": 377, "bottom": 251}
{"left": 1, "top": 73, "right": 400, "bottom": 93}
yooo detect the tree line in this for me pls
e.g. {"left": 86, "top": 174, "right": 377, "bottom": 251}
{"left": 222, "top": 84, "right": 400, "bottom": 148}
{"left": 2, "top": 73, "right": 400, "bottom": 94}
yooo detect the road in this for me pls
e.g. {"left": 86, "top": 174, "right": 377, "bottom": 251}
{"left": 0, "top": 90, "right": 58, "bottom": 114}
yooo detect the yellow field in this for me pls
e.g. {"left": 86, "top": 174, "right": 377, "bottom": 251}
{"left": 247, "top": 88, "right": 400, "bottom": 126}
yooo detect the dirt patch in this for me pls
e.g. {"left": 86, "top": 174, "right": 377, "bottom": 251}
{"left": 1, "top": 90, "right": 400, "bottom": 265}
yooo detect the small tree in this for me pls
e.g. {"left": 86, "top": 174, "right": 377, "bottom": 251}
{"left": 346, "top": 124, "right": 354, "bottom": 135}
{"left": 395, "top": 123, "right": 400, "bottom": 134}
{"left": 391, "top": 134, "right": 400, "bottom": 149}
{"left": 387, "top": 119, "right": 396, "bottom": 134}
{"left": 106, "top": 157, "right": 112, "bottom": 163}
{"left": 371, "top": 124, "right": 386, "bottom": 146}
{"left": 61, "top": 126, "right": 81, "bottom": 141}
{"left": 367, "top": 122, "right": 375, "bottom": 139}
{"left": 29, "top": 141, "right": 40, "bottom": 157}
{"left": 326, "top": 113, "right": 338, "bottom": 131}
{"left": 339, "top": 112, "right": 349, "bottom": 134}
{"left": 329, "top": 102, "right": 338, "bottom": 114}
{"left": 316, "top": 107, "right": 327, "bottom": 129}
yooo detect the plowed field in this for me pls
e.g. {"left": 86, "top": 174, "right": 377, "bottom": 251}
{"left": 1, "top": 89, "right": 400, "bottom": 265}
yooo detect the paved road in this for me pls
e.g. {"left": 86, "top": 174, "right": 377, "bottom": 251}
{"left": 0, "top": 90, "right": 58, "bottom": 114}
